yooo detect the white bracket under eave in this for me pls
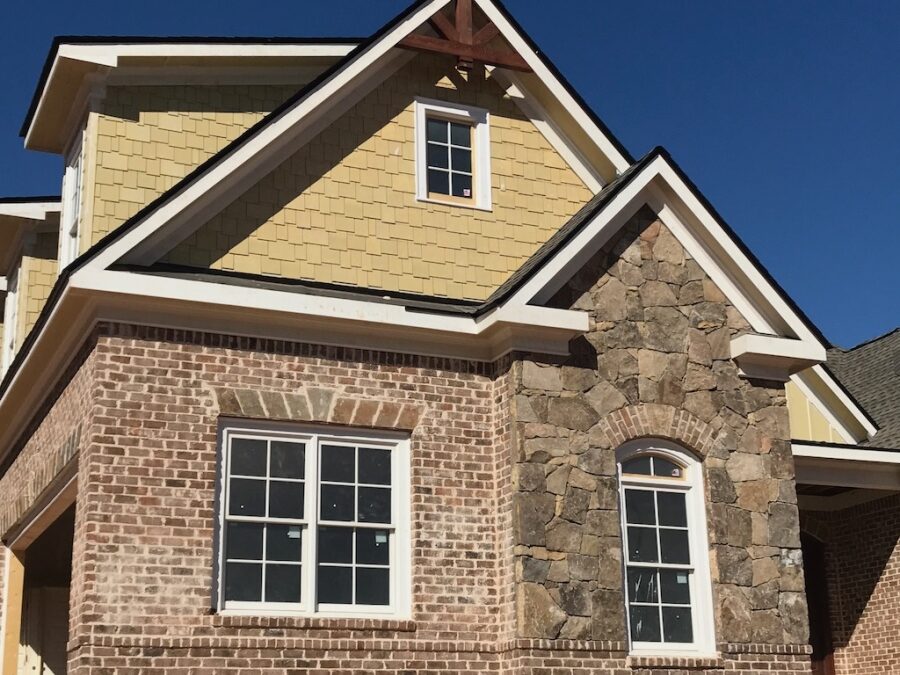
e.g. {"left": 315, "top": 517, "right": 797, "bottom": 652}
{"left": 729, "top": 333, "right": 826, "bottom": 381}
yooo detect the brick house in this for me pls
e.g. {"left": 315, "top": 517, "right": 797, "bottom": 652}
{"left": 0, "top": 1, "right": 896, "bottom": 673}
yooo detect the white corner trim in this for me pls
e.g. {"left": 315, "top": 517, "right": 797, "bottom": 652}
{"left": 473, "top": 0, "right": 631, "bottom": 175}
{"left": 730, "top": 333, "right": 825, "bottom": 381}
{"left": 0, "top": 202, "right": 61, "bottom": 221}
{"left": 414, "top": 97, "right": 492, "bottom": 211}
{"left": 491, "top": 68, "right": 604, "bottom": 193}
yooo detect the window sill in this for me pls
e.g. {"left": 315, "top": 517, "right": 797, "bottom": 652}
{"left": 626, "top": 653, "right": 724, "bottom": 669}
{"left": 415, "top": 195, "right": 492, "bottom": 212}
{"left": 212, "top": 613, "right": 417, "bottom": 632}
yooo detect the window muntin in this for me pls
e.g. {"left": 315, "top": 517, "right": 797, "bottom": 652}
{"left": 415, "top": 98, "right": 491, "bottom": 210}
{"left": 425, "top": 117, "right": 474, "bottom": 201}
{"left": 218, "top": 427, "right": 408, "bottom": 617}
{"left": 618, "top": 441, "right": 715, "bottom": 656}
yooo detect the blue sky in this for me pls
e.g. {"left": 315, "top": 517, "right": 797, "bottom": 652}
{"left": 1, "top": 0, "right": 897, "bottom": 348}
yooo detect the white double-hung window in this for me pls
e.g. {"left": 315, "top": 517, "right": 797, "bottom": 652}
{"left": 59, "top": 133, "right": 84, "bottom": 269}
{"left": 415, "top": 97, "right": 491, "bottom": 210}
{"left": 218, "top": 425, "right": 410, "bottom": 617}
{"left": 617, "top": 439, "right": 715, "bottom": 656}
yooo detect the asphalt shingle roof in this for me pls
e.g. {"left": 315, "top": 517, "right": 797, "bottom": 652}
{"left": 827, "top": 328, "right": 900, "bottom": 449}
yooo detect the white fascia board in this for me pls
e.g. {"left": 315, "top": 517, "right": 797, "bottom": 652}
{"left": 0, "top": 202, "right": 61, "bottom": 220}
{"left": 491, "top": 69, "right": 604, "bottom": 192}
{"left": 86, "top": 0, "right": 450, "bottom": 271}
{"left": 473, "top": 0, "right": 631, "bottom": 175}
{"left": 793, "top": 441, "right": 900, "bottom": 491}
{"left": 69, "top": 268, "right": 587, "bottom": 353}
{"left": 730, "top": 333, "right": 826, "bottom": 381}
{"left": 56, "top": 42, "right": 358, "bottom": 67}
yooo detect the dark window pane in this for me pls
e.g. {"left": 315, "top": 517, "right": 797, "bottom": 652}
{"left": 625, "top": 490, "right": 655, "bottom": 525}
{"left": 267, "top": 524, "right": 303, "bottom": 562}
{"left": 660, "top": 569, "right": 692, "bottom": 605}
{"left": 224, "top": 562, "right": 262, "bottom": 602}
{"left": 358, "top": 487, "right": 391, "bottom": 523}
{"left": 225, "top": 522, "right": 264, "bottom": 560}
{"left": 269, "top": 481, "right": 304, "bottom": 519}
{"left": 318, "top": 526, "right": 353, "bottom": 563}
{"left": 657, "top": 492, "right": 687, "bottom": 527}
{"left": 662, "top": 606, "right": 693, "bottom": 643}
{"left": 428, "top": 169, "right": 450, "bottom": 195}
{"left": 356, "top": 567, "right": 390, "bottom": 606}
{"left": 321, "top": 445, "right": 355, "bottom": 483}
{"left": 659, "top": 529, "right": 690, "bottom": 564}
{"left": 426, "top": 118, "right": 447, "bottom": 142}
{"left": 653, "top": 457, "right": 683, "bottom": 478}
{"left": 357, "top": 529, "right": 390, "bottom": 565}
{"left": 230, "top": 438, "right": 266, "bottom": 476}
{"left": 450, "top": 147, "right": 472, "bottom": 173}
{"left": 317, "top": 565, "right": 352, "bottom": 604}
{"left": 630, "top": 604, "right": 661, "bottom": 642}
{"left": 321, "top": 484, "right": 355, "bottom": 521}
{"left": 627, "top": 526, "right": 659, "bottom": 563}
{"left": 627, "top": 567, "right": 658, "bottom": 603}
{"left": 427, "top": 142, "right": 449, "bottom": 169}
{"left": 622, "top": 456, "right": 652, "bottom": 475}
{"left": 451, "top": 172, "right": 472, "bottom": 199}
{"left": 265, "top": 563, "right": 302, "bottom": 603}
{"left": 359, "top": 448, "right": 391, "bottom": 486}
{"left": 229, "top": 478, "right": 265, "bottom": 517}
{"left": 271, "top": 441, "right": 304, "bottom": 479}
{"left": 449, "top": 121, "right": 471, "bottom": 147}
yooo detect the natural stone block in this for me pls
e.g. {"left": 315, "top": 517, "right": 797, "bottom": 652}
{"left": 515, "top": 463, "right": 546, "bottom": 492}
{"left": 718, "top": 584, "right": 752, "bottom": 643}
{"left": 562, "top": 487, "right": 591, "bottom": 524}
{"left": 561, "top": 366, "right": 599, "bottom": 392}
{"left": 726, "top": 452, "right": 765, "bottom": 483}
{"left": 547, "top": 397, "right": 599, "bottom": 431}
{"left": 559, "top": 615, "right": 592, "bottom": 639}
{"left": 559, "top": 581, "right": 592, "bottom": 616}
{"left": 779, "top": 591, "right": 810, "bottom": 643}
{"left": 546, "top": 465, "right": 571, "bottom": 495}
{"left": 591, "top": 589, "right": 627, "bottom": 641}
{"left": 640, "top": 280, "right": 678, "bottom": 307}
{"left": 577, "top": 447, "right": 615, "bottom": 476}
{"left": 716, "top": 545, "right": 752, "bottom": 586}
{"left": 515, "top": 493, "right": 555, "bottom": 546}
{"left": 518, "top": 583, "right": 567, "bottom": 638}
{"left": 593, "top": 277, "right": 628, "bottom": 321}
{"left": 546, "top": 520, "right": 583, "bottom": 553}
{"left": 768, "top": 503, "right": 801, "bottom": 548}
{"left": 586, "top": 380, "right": 629, "bottom": 417}
{"left": 521, "top": 557, "right": 551, "bottom": 583}
{"left": 568, "top": 553, "right": 599, "bottom": 582}
{"left": 522, "top": 361, "right": 562, "bottom": 391}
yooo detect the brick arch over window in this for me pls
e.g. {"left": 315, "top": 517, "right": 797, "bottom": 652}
{"left": 597, "top": 404, "right": 717, "bottom": 460}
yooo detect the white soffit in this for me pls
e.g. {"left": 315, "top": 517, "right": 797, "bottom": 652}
{"left": 0, "top": 202, "right": 61, "bottom": 221}
{"left": 793, "top": 441, "right": 900, "bottom": 491}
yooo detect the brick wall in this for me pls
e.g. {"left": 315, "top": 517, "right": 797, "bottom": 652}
{"left": 802, "top": 494, "right": 900, "bottom": 675}
{"left": 165, "top": 52, "right": 593, "bottom": 301}
{"left": 0, "top": 317, "right": 812, "bottom": 673}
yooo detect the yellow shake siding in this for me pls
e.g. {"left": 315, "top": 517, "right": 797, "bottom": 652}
{"left": 786, "top": 380, "right": 845, "bottom": 443}
{"left": 21, "top": 232, "right": 59, "bottom": 339}
{"left": 165, "top": 54, "right": 594, "bottom": 301}
{"left": 87, "top": 84, "right": 301, "bottom": 248}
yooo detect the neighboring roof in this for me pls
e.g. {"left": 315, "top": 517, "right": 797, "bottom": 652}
{"left": 827, "top": 328, "right": 900, "bottom": 449}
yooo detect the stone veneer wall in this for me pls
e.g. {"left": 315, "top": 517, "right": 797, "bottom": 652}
{"left": 510, "top": 208, "right": 811, "bottom": 660}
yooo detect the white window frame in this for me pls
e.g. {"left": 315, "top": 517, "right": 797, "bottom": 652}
{"left": 1, "top": 263, "right": 20, "bottom": 375}
{"left": 414, "top": 97, "right": 491, "bottom": 211}
{"left": 216, "top": 423, "right": 411, "bottom": 619}
{"left": 617, "top": 439, "right": 716, "bottom": 657}
{"left": 59, "top": 132, "right": 85, "bottom": 269}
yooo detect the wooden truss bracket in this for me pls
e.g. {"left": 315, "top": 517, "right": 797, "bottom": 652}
{"left": 399, "top": 0, "right": 531, "bottom": 72}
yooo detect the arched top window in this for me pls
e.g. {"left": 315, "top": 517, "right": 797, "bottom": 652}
{"left": 616, "top": 439, "right": 715, "bottom": 656}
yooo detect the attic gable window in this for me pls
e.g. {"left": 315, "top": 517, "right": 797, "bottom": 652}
{"left": 415, "top": 98, "right": 491, "bottom": 210}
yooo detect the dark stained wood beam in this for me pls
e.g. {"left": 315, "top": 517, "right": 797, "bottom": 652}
{"left": 429, "top": 13, "right": 458, "bottom": 42}
{"left": 398, "top": 0, "right": 531, "bottom": 72}
{"left": 398, "top": 33, "right": 530, "bottom": 72}
{"left": 473, "top": 22, "right": 500, "bottom": 46}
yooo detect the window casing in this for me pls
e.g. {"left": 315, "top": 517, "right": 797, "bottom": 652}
{"left": 1, "top": 263, "right": 20, "bottom": 375}
{"left": 59, "top": 133, "right": 84, "bottom": 269}
{"left": 217, "top": 425, "right": 410, "bottom": 617}
{"left": 415, "top": 97, "right": 491, "bottom": 210}
{"left": 617, "top": 440, "right": 715, "bottom": 656}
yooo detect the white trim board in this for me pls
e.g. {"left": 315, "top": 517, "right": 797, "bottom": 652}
{"left": 793, "top": 442, "right": 900, "bottom": 492}
{"left": 0, "top": 202, "right": 61, "bottom": 221}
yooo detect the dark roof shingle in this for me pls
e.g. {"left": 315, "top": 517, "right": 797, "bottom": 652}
{"left": 827, "top": 328, "right": 900, "bottom": 449}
